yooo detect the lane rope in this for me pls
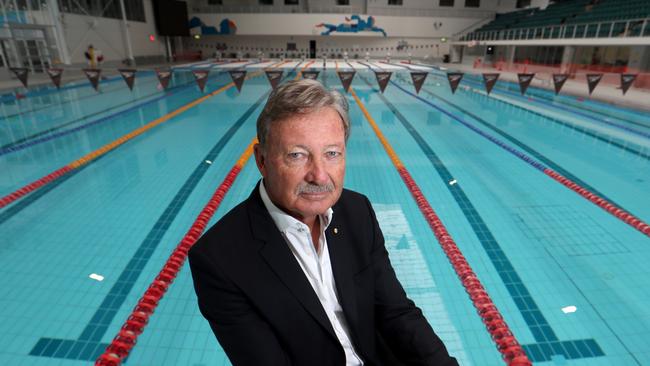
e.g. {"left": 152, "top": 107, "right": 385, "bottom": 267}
{"left": 0, "top": 67, "right": 271, "bottom": 210}
{"left": 94, "top": 60, "right": 313, "bottom": 366}
{"left": 349, "top": 86, "right": 532, "bottom": 366}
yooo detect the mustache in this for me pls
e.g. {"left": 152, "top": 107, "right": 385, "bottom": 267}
{"left": 296, "top": 182, "right": 334, "bottom": 194}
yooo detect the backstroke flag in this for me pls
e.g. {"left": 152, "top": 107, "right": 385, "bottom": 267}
{"left": 337, "top": 71, "right": 356, "bottom": 92}
{"left": 47, "top": 68, "right": 63, "bottom": 89}
{"left": 410, "top": 72, "right": 428, "bottom": 94}
{"left": 83, "top": 68, "right": 101, "bottom": 91}
{"left": 552, "top": 74, "right": 569, "bottom": 95}
{"left": 156, "top": 69, "right": 172, "bottom": 89}
{"left": 447, "top": 72, "right": 464, "bottom": 94}
{"left": 586, "top": 73, "right": 603, "bottom": 95}
{"left": 265, "top": 70, "right": 284, "bottom": 90}
{"left": 482, "top": 73, "right": 499, "bottom": 95}
{"left": 302, "top": 70, "right": 319, "bottom": 80}
{"left": 10, "top": 67, "right": 28, "bottom": 88}
{"left": 620, "top": 74, "right": 637, "bottom": 95}
{"left": 229, "top": 70, "right": 247, "bottom": 92}
{"left": 517, "top": 73, "right": 535, "bottom": 95}
{"left": 193, "top": 69, "right": 210, "bottom": 92}
{"left": 374, "top": 71, "right": 392, "bottom": 93}
{"left": 118, "top": 69, "right": 137, "bottom": 91}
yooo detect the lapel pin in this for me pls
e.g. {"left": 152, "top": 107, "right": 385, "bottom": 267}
{"left": 333, "top": 228, "right": 338, "bottom": 234}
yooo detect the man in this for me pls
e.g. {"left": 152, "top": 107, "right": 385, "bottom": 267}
{"left": 189, "top": 79, "right": 458, "bottom": 366}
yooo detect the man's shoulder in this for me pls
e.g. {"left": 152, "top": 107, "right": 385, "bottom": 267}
{"left": 336, "top": 188, "right": 371, "bottom": 212}
{"left": 189, "top": 197, "right": 251, "bottom": 259}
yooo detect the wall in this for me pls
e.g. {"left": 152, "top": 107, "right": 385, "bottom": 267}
{"left": 60, "top": 0, "right": 165, "bottom": 66}
{"left": 188, "top": 0, "right": 515, "bottom": 17}
{"left": 189, "top": 12, "right": 482, "bottom": 38}
{"left": 185, "top": 34, "right": 451, "bottom": 60}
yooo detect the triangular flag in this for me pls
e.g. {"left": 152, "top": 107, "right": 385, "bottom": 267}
{"left": 192, "top": 69, "right": 210, "bottom": 92}
{"left": 586, "top": 73, "right": 603, "bottom": 95}
{"left": 337, "top": 71, "right": 356, "bottom": 92}
{"left": 552, "top": 74, "right": 569, "bottom": 95}
{"left": 83, "top": 68, "right": 101, "bottom": 91}
{"left": 446, "top": 72, "right": 463, "bottom": 94}
{"left": 47, "top": 68, "right": 63, "bottom": 89}
{"left": 118, "top": 69, "right": 137, "bottom": 91}
{"left": 620, "top": 74, "right": 637, "bottom": 95}
{"left": 517, "top": 73, "right": 535, "bottom": 95}
{"left": 482, "top": 73, "right": 499, "bottom": 95}
{"left": 265, "top": 70, "right": 284, "bottom": 90}
{"left": 229, "top": 70, "right": 247, "bottom": 92}
{"left": 410, "top": 72, "right": 428, "bottom": 94}
{"left": 302, "top": 70, "right": 319, "bottom": 80}
{"left": 10, "top": 67, "right": 29, "bottom": 88}
{"left": 374, "top": 71, "right": 392, "bottom": 93}
{"left": 156, "top": 69, "right": 172, "bottom": 89}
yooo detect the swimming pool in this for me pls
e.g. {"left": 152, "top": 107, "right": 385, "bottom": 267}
{"left": 1, "top": 59, "right": 648, "bottom": 365}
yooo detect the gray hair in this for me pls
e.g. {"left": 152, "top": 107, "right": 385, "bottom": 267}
{"left": 256, "top": 79, "right": 350, "bottom": 148}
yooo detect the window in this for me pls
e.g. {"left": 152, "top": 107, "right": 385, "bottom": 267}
{"left": 465, "top": 0, "right": 479, "bottom": 7}
{"left": 388, "top": 0, "right": 403, "bottom": 5}
{"left": 516, "top": 0, "right": 530, "bottom": 8}
{"left": 56, "top": 0, "right": 145, "bottom": 22}
{"left": 337, "top": 0, "right": 350, "bottom": 5}
{"left": 259, "top": 0, "right": 273, "bottom": 4}
{"left": 440, "top": 0, "right": 454, "bottom": 6}
{"left": 285, "top": 0, "right": 298, "bottom": 4}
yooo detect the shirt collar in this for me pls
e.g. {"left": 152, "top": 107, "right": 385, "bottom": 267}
{"left": 259, "top": 180, "right": 333, "bottom": 233}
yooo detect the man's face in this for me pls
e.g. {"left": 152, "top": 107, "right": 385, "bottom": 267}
{"left": 254, "top": 107, "right": 346, "bottom": 223}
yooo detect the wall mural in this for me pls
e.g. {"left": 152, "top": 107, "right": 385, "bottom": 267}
{"left": 189, "top": 17, "right": 237, "bottom": 35}
{"left": 315, "top": 15, "right": 387, "bottom": 37}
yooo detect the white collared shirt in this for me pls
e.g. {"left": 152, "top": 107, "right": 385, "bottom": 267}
{"left": 260, "top": 182, "right": 363, "bottom": 366}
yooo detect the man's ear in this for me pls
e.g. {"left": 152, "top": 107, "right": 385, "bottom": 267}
{"left": 253, "top": 143, "right": 266, "bottom": 178}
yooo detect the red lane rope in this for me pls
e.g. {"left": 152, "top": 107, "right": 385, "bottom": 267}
{"left": 397, "top": 167, "right": 532, "bottom": 366}
{"left": 94, "top": 140, "right": 255, "bottom": 366}
{"left": 351, "top": 87, "right": 531, "bottom": 366}
{"left": 545, "top": 169, "right": 650, "bottom": 236}
{"left": 0, "top": 166, "right": 72, "bottom": 208}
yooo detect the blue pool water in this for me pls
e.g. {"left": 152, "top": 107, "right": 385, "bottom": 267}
{"left": 1, "top": 60, "right": 649, "bottom": 365}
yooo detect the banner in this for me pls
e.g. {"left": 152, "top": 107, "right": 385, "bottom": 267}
{"left": 83, "top": 68, "right": 101, "bottom": 91}
{"left": 446, "top": 72, "right": 464, "bottom": 94}
{"left": 410, "top": 72, "right": 428, "bottom": 94}
{"left": 337, "top": 71, "right": 356, "bottom": 92}
{"left": 517, "top": 73, "right": 535, "bottom": 95}
{"left": 47, "top": 68, "right": 63, "bottom": 89}
{"left": 10, "top": 67, "right": 28, "bottom": 88}
{"left": 192, "top": 69, "right": 210, "bottom": 92}
{"left": 156, "top": 69, "right": 172, "bottom": 90}
{"left": 374, "top": 71, "right": 392, "bottom": 93}
{"left": 586, "top": 73, "right": 603, "bottom": 95}
{"left": 552, "top": 74, "right": 569, "bottom": 95}
{"left": 482, "top": 73, "right": 499, "bottom": 95}
{"left": 302, "top": 70, "right": 320, "bottom": 80}
{"left": 118, "top": 69, "right": 136, "bottom": 91}
{"left": 229, "top": 70, "right": 247, "bottom": 92}
{"left": 620, "top": 74, "right": 637, "bottom": 95}
{"left": 265, "top": 70, "right": 284, "bottom": 90}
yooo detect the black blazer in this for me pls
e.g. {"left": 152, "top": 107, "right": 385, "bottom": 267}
{"left": 189, "top": 182, "right": 458, "bottom": 366}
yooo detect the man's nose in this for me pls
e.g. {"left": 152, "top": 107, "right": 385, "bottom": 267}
{"left": 305, "top": 158, "right": 329, "bottom": 184}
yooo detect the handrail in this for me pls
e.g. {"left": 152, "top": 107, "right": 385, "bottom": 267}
{"left": 463, "top": 17, "right": 649, "bottom": 41}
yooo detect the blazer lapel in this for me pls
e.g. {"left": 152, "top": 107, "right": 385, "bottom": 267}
{"left": 247, "top": 184, "right": 338, "bottom": 342}
{"left": 326, "top": 215, "right": 360, "bottom": 339}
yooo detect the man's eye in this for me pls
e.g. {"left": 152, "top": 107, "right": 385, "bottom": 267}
{"left": 326, "top": 151, "right": 341, "bottom": 158}
{"left": 287, "top": 152, "right": 304, "bottom": 160}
